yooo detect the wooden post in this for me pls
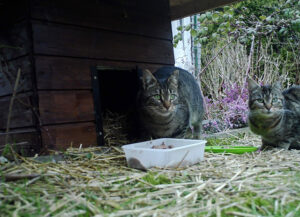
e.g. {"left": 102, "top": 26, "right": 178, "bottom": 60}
{"left": 90, "top": 66, "right": 104, "bottom": 146}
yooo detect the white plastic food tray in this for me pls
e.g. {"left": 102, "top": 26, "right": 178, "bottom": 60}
{"left": 122, "top": 138, "right": 206, "bottom": 170}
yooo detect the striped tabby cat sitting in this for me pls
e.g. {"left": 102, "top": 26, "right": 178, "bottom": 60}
{"left": 137, "top": 66, "right": 204, "bottom": 139}
{"left": 247, "top": 78, "right": 300, "bottom": 150}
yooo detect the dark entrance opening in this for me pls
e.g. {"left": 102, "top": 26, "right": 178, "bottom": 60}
{"left": 91, "top": 66, "right": 140, "bottom": 146}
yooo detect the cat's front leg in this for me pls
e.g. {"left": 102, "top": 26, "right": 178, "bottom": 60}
{"left": 259, "top": 139, "right": 275, "bottom": 151}
{"left": 260, "top": 139, "right": 291, "bottom": 151}
{"left": 277, "top": 141, "right": 291, "bottom": 150}
{"left": 193, "top": 123, "right": 202, "bottom": 139}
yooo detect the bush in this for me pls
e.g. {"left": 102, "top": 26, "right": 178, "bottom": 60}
{"left": 201, "top": 41, "right": 290, "bottom": 133}
{"left": 203, "top": 82, "right": 248, "bottom": 133}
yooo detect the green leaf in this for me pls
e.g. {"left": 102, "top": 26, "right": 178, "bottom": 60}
{"left": 291, "top": 19, "right": 300, "bottom": 32}
{"left": 206, "top": 12, "right": 212, "bottom": 20}
{"left": 199, "top": 37, "right": 208, "bottom": 44}
{"left": 228, "top": 9, "right": 234, "bottom": 16}
{"left": 266, "top": 16, "right": 275, "bottom": 22}
{"left": 184, "top": 24, "right": 191, "bottom": 31}
{"left": 212, "top": 13, "right": 219, "bottom": 19}
{"left": 208, "top": 24, "right": 215, "bottom": 32}
{"left": 212, "top": 33, "right": 219, "bottom": 39}
{"left": 246, "top": 27, "right": 256, "bottom": 34}
{"left": 191, "top": 29, "right": 197, "bottom": 37}
{"left": 279, "top": 28, "right": 286, "bottom": 35}
{"left": 224, "top": 6, "right": 231, "bottom": 11}
{"left": 259, "top": 15, "right": 267, "bottom": 20}
{"left": 177, "top": 26, "right": 183, "bottom": 31}
{"left": 194, "top": 39, "right": 200, "bottom": 45}
{"left": 198, "top": 28, "right": 207, "bottom": 36}
{"left": 198, "top": 14, "right": 206, "bottom": 22}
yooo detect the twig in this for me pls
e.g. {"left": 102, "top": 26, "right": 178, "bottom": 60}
{"left": 1, "top": 59, "right": 54, "bottom": 150}
{"left": 0, "top": 44, "right": 22, "bottom": 49}
{"left": 5, "top": 68, "right": 21, "bottom": 139}
{"left": 199, "top": 35, "right": 238, "bottom": 77}
{"left": 239, "top": 25, "right": 258, "bottom": 101}
{"left": 5, "top": 68, "right": 21, "bottom": 163}
{"left": 175, "top": 150, "right": 190, "bottom": 169}
{"left": 214, "top": 167, "right": 246, "bottom": 192}
{"left": 225, "top": 211, "right": 256, "bottom": 217}
{"left": 245, "top": 34, "right": 256, "bottom": 77}
{"left": 3, "top": 173, "right": 40, "bottom": 182}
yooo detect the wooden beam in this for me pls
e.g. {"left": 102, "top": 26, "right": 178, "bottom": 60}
{"left": 170, "top": 0, "right": 241, "bottom": 20}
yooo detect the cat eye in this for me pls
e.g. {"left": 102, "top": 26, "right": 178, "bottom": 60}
{"left": 272, "top": 98, "right": 280, "bottom": 103}
{"left": 170, "top": 94, "right": 176, "bottom": 100}
{"left": 256, "top": 99, "right": 264, "bottom": 103}
{"left": 153, "top": 95, "right": 160, "bottom": 100}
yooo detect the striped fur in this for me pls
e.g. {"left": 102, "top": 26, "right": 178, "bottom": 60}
{"left": 137, "top": 66, "right": 204, "bottom": 139}
{"left": 247, "top": 78, "right": 300, "bottom": 150}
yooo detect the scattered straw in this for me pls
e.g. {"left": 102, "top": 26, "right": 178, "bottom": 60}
{"left": 1, "top": 132, "right": 300, "bottom": 216}
{"left": 102, "top": 111, "right": 133, "bottom": 146}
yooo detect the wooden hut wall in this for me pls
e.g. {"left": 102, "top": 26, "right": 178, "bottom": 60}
{"left": 1, "top": 0, "right": 174, "bottom": 151}
{"left": 0, "top": 0, "right": 40, "bottom": 154}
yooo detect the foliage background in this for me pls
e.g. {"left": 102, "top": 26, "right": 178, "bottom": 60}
{"left": 174, "top": 0, "right": 300, "bottom": 132}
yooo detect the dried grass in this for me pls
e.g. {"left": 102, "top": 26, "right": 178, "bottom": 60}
{"left": 1, "top": 132, "right": 300, "bottom": 216}
{"left": 102, "top": 110, "right": 140, "bottom": 147}
{"left": 200, "top": 41, "right": 292, "bottom": 100}
{"left": 102, "top": 111, "right": 131, "bottom": 146}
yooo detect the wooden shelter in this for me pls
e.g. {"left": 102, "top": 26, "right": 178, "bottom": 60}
{"left": 0, "top": 0, "right": 238, "bottom": 155}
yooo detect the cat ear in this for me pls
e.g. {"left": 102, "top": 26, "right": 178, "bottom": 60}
{"left": 247, "top": 77, "right": 259, "bottom": 91}
{"left": 168, "top": 70, "right": 179, "bottom": 88}
{"left": 273, "top": 81, "right": 282, "bottom": 90}
{"left": 142, "top": 69, "right": 157, "bottom": 89}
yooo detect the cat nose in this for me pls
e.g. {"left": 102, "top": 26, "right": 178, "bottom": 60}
{"left": 163, "top": 101, "right": 171, "bottom": 110}
{"left": 265, "top": 103, "right": 272, "bottom": 110}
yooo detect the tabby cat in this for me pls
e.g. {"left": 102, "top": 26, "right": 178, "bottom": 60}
{"left": 247, "top": 78, "right": 300, "bottom": 150}
{"left": 137, "top": 66, "right": 205, "bottom": 139}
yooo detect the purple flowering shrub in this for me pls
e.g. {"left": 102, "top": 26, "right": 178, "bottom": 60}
{"left": 203, "top": 82, "right": 249, "bottom": 133}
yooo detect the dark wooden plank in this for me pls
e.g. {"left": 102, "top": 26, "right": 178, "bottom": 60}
{"left": 0, "top": 128, "right": 40, "bottom": 157}
{"left": 32, "top": 22, "right": 174, "bottom": 65}
{"left": 38, "top": 90, "right": 94, "bottom": 125}
{"left": 41, "top": 122, "right": 97, "bottom": 150}
{"left": 0, "top": 92, "right": 35, "bottom": 129}
{"left": 35, "top": 56, "right": 92, "bottom": 90}
{"left": 30, "top": 0, "right": 172, "bottom": 40}
{"left": 0, "top": 21, "right": 30, "bottom": 60}
{"left": 0, "top": 0, "right": 29, "bottom": 26}
{"left": 35, "top": 56, "right": 170, "bottom": 90}
{"left": 0, "top": 56, "right": 33, "bottom": 97}
{"left": 170, "top": 0, "right": 238, "bottom": 20}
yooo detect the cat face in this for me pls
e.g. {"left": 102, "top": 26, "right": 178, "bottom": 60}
{"left": 140, "top": 69, "right": 179, "bottom": 115}
{"left": 248, "top": 78, "right": 284, "bottom": 116}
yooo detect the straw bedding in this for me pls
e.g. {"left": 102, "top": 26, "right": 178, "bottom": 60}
{"left": 1, "top": 130, "right": 300, "bottom": 216}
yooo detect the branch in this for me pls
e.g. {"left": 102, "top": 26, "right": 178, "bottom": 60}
{"left": 5, "top": 68, "right": 21, "bottom": 163}
{"left": 5, "top": 68, "right": 21, "bottom": 139}
{"left": 3, "top": 173, "right": 40, "bottom": 182}
{"left": 245, "top": 34, "right": 256, "bottom": 77}
{"left": 199, "top": 35, "right": 238, "bottom": 77}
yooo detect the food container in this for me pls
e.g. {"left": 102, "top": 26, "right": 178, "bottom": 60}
{"left": 122, "top": 138, "right": 206, "bottom": 170}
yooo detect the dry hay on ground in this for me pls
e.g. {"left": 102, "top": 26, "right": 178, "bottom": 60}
{"left": 1, "top": 133, "right": 300, "bottom": 216}
{"left": 102, "top": 111, "right": 131, "bottom": 146}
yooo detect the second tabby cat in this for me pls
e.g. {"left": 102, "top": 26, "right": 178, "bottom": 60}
{"left": 247, "top": 78, "right": 300, "bottom": 150}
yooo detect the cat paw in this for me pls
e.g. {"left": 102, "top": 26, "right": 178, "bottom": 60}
{"left": 278, "top": 143, "right": 290, "bottom": 150}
